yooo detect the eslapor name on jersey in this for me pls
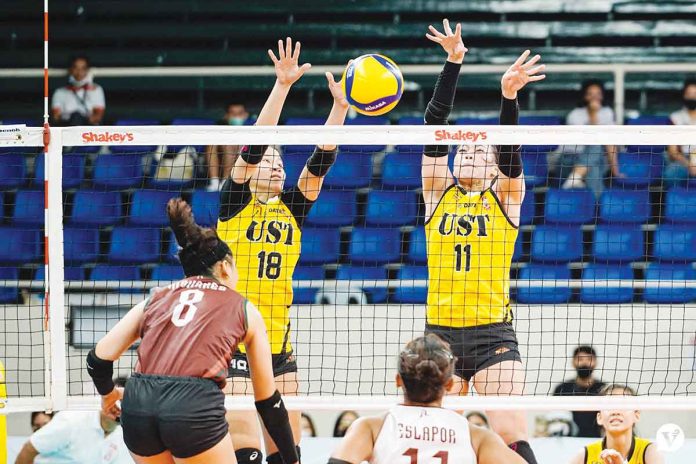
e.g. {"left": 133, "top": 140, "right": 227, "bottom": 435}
{"left": 398, "top": 423, "right": 457, "bottom": 444}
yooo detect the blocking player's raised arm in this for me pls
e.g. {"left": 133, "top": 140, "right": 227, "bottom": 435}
{"left": 328, "top": 417, "right": 379, "bottom": 464}
{"left": 422, "top": 19, "right": 466, "bottom": 218}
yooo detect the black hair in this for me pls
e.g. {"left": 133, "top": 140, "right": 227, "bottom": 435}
{"left": 68, "top": 55, "right": 90, "bottom": 69}
{"left": 167, "top": 198, "right": 232, "bottom": 277}
{"left": 332, "top": 411, "right": 359, "bottom": 437}
{"left": 573, "top": 345, "right": 597, "bottom": 358}
{"left": 466, "top": 411, "right": 490, "bottom": 428}
{"left": 581, "top": 79, "right": 605, "bottom": 95}
{"left": 31, "top": 411, "right": 54, "bottom": 423}
{"left": 301, "top": 413, "right": 317, "bottom": 437}
{"left": 398, "top": 334, "right": 456, "bottom": 404}
{"left": 682, "top": 77, "right": 696, "bottom": 95}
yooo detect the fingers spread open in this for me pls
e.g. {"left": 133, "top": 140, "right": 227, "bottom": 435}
{"left": 522, "top": 54, "right": 542, "bottom": 69}
{"left": 443, "top": 18, "right": 453, "bottom": 35}
{"left": 426, "top": 33, "right": 442, "bottom": 43}
{"left": 428, "top": 24, "right": 446, "bottom": 38}
{"left": 285, "top": 37, "right": 292, "bottom": 58}
{"left": 268, "top": 49, "right": 279, "bottom": 64}
{"left": 455, "top": 23, "right": 462, "bottom": 38}
{"left": 527, "top": 64, "right": 546, "bottom": 75}
{"left": 513, "top": 49, "right": 531, "bottom": 67}
{"left": 278, "top": 39, "right": 285, "bottom": 60}
{"left": 293, "top": 41, "right": 302, "bottom": 61}
{"left": 529, "top": 74, "right": 546, "bottom": 82}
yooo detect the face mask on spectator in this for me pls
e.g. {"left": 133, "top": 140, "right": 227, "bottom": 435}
{"left": 684, "top": 98, "right": 696, "bottom": 110}
{"left": 576, "top": 366, "right": 593, "bottom": 379}
{"left": 228, "top": 117, "right": 246, "bottom": 125}
{"left": 69, "top": 73, "right": 93, "bottom": 87}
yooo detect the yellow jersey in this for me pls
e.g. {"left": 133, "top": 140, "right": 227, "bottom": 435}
{"left": 425, "top": 185, "right": 517, "bottom": 327}
{"left": 218, "top": 181, "right": 312, "bottom": 353}
{"left": 585, "top": 437, "right": 652, "bottom": 464}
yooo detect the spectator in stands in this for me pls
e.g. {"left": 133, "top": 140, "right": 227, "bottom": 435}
{"left": 333, "top": 411, "right": 359, "bottom": 437}
{"left": 466, "top": 411, "right": 490, "bottom": 429}
{"left": 557, "top": 79, "right": 621, "bottom": 197}
{"left": 552, "top": 345, "right": 606, "bottom": 438}
{"left": 30, "top": 411, "right": 53, "bottom": 432}
{"left": 51, "top": 55, "right": 105, "bottom": 126}
{"left": 665, "top": 78, "right": 696, "bottom": 187}
{"left": 300, "top": 413, "right": 317, "bottom": 438}
{"left": 205, "top": 103, "right": 249, "bottom": 191}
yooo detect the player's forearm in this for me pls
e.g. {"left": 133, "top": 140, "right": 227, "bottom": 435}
{"left": 256, "top": 81, "right": 292, "bottom": 126}
{"left": 498, "top": 96, "right": 522, "bottom": 178}
{"left": 424, "top": 60, "right": 461, "bottom": 157}
{"left": 318, "top": 101, "right": 349, "bottom": 150}
{"left": 15, "top": 442, "right": 39, "bottom": 464}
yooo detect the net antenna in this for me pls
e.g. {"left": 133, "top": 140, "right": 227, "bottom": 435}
{"left": 1, "top": 124, "right": 696, "bottom": 413}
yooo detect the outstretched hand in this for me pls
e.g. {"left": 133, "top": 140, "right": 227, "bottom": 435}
{"left": 101, "top": 387, "right": 123, "bottom": 421}
{"left": 325, "top": 61, "right": 352, "bottom": 110}
{"left": 426, "top": 19, "right": 468, "bottom": 64}
{"left": 267, "top": 37, "right": 312, "bottom": 87}
{"left": 501, "top": 50, "right": 546, "bottom": 99}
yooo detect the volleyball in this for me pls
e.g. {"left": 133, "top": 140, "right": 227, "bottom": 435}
{"left": 342, "top": 54, "right": 403, "bottom": 116}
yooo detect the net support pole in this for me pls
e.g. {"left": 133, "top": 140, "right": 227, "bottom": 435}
{"left": 47, "top": 128, "right": 67, "bottom": 411}
{"left": 614, "top": 67, "right": 626, "bottom": 125}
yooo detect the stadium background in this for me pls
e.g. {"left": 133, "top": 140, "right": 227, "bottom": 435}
{"left": 2, "top": 0, "right": 696, "bottom": 462}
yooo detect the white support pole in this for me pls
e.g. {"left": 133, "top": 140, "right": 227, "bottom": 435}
{"left": 47, "top": 127, "right": 67, "bottom": 411}
{"left": 614, "top": 67, "right": 626, "bottom": 124}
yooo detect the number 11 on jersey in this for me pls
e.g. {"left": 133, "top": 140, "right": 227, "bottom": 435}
{"left": 454, "top": 244, "right": 471, "bottom": 272}
{"left": 403, "top": 448, "right": 449, "bottom": 464}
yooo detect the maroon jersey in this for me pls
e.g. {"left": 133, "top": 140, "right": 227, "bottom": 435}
{"left": 136, "top": 276, "right": 247, "bottom": 388}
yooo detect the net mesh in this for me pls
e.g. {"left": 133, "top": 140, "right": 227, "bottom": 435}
{"left": 1, "top": 124, "right": 696, "bottom": 411}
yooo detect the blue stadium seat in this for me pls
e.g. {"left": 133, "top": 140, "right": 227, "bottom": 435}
{"left": 64, "top": 228, "right": 100, "bottom": 264}
{"left": 653, "top": 225, "right": 696, "bottom": 262}
{"left": 515, "top": 264, "right": 571, "bottom": 304}
{"left": 580, "top": 264, "right": 634, "bottom": 304}
{"left": 171, "top": 118, "right": 215, "bottom": 125}
{"left": 349, "top": 228, "right": 401, "bottom": 264}
{"left": 191, "top": 190, "right": 220, "bottom": 227}
{"left": 305, "top": 190, "right": 357, "bottom": 227}
{"left": 531, "top": 226, "right": 583, "bottom": 263}
{"left": 455, "top": 117, "right": 498, "bottom": 125}
{"left": 544, "top": 188, "right": 595, "bottom": 225}
{"left": 129, "top": 190, "right": 176, "bottom": 226}
{"left": 393, "top": 265, "right": 428, "bottom": 304}
{"left": 285, "top": 117, "right": 324, "bottom": 125}
{"left": 664, "top": 188, "right": 696, "bottom": 224}
{"left": 67, "top": 146, "right": 101, "bottom": 155}
{"left": 395, "top": 144, "right": 424, "bottom": 155}
{"left": 70, "top": 190, "right": 122, "bottom": 226}
{"left": 35, "top": 266, "right": 85, "bottom": 281}
{"left": 92, "top": 153, "right": 144, "bottom": 189}
{"left": 598, "top": 189, "right": 650, "bottom": 224}
{"left": 0, "top": 153, "right": 27, "bottom": 189}
{"left": 281, "top": 152, "right": 310, "bottom": 186}
{"left": 108, "top": 227, "right": 161, "bottom": 263}
{"left": 336, "top": 265, "right": 388, "bottom": 303}
{"left": 365, "top": 190, "right": 418, "bottom": 227}
{"left": 12, "top": 190, "right": 44, "bottom": 226}
{"left": 116, "top": 119, "right": 160, "bottom": 126}
{"left": 90, "top": 265, "right": 141, "bottom": 283}
{"left": 520, "top": 151, "right": 548, "bottom": 187}
{"left": 407, "top": 228, "right": 427, "bottom": 264}
{"left": 292, "top": 266, "right": 324, "bottom": 304}
{"left": 397, "top": 117, "right": 423, "bottom": 125}
{"left": 151, "top": 264, "right": 185, "bottom": 282}
{"left": 643, "top": 263, "right": 696, "bottom": 304}
{"left": 0, "top": 268, "right": 19, "bottom": 303}
{"left": 34, "top": 153, "right": 87, "bottom": 189}
{"left": 592, "top": 225, "right": 644, "bottom": 262}
{"left": 323, "top": 152, "right": 372, "bottom": 188}
{"left": 614, "top": 152, "right": 663, "bottom": 187}
{"left": 519, "top": 191, "right": 536, "bottom": 226}
{"left": 519, "top": 116, "right": 563, "bottom": 125}
{"left": 513, "top": 235, "right": 525, "bottom": 262}
{"left": 166, "top": 231, "right": 180, "bottom": 263}
{"left": 625, "top": 116, "right": 669, "bottom": 154}
{"left": 0, "top": 227, "right": 42, "bottom": 263}
{"left": 382, "top": 152, "right": 421, "bottom": 189}
{"left": 299, "top": 228, "right": 341, "bottom": 265}
{"left": 282, "top": 145, "right": 315, "bottom": 156}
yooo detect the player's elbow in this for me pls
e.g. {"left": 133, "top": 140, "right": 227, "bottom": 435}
{"left": 15, "top": 441, "right": 39, "bottom": 464}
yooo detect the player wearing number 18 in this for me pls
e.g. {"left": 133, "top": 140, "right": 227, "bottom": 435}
{"left": 85, "top": 199, "right": 298, "bottom": 464}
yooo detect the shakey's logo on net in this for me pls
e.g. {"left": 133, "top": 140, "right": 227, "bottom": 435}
{"left": 81, "top": 131, "right": 135, "bottom": 143}
{"left": 434, "top": 129, "right": 488, "bottom": 142}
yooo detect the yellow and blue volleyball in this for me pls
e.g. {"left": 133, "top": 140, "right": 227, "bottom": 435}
{"left": 342, "top": 54, "right": 403, "bottom": 116}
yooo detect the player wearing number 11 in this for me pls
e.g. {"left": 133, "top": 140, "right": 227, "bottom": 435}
{"left": 85, "top": 199, "right": 298, "bottom": 464}
{"left": 421, "top": 19, "right": 545, "bottom": 464}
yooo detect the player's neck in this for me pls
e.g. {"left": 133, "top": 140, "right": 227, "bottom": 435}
{"left": 605, "top": 431, "right": 633, "bottom": 458}
{"left": 402, "top": 398, "right": 443, "bottom": 408}
{"left": 254, "top": 189, "right": 278, "bottom": 204}
{"left": 458, "top": 178, "right": 486, "bottom": 192}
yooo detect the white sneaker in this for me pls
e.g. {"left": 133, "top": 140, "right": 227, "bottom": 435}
{"left": 207, "top": 177, "right": 220, "bottom": 192}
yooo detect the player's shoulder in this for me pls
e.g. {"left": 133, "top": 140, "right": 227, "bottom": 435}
{"left": 670, "top": 108, "right": 689, "bottom": 125}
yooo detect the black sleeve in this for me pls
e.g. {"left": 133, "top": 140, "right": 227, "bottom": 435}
{"left": 424, "top": 60, "right": 462, "bottom": 157}
{"left": 218, "top": 177, "right": 253, "bottom": 222}
{"left": 497, "top": 96, "right": 523, "bottom": 178}
{"left": 281, "top": 186, "right": 315, "bottom": 228}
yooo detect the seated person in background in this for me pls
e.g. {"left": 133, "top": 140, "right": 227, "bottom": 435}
{"left": 15, "top": 380, "right": 131, "bottom": 464}
{"left": 466, "top": 411, "right": 490, "bottom": 429}
{"left": 205, "top": 103, "right": 249, "bottom": 191}
{"left": 333, "top": 411, "right": 360, "bottom": 438}
{"left": 556, "top": 79, "right": 621, "bottom": 197}
{"left": 51, "top": 55, "right": 105, "bottom": 126}
{"left": 553, "top": 345, "right": 606, "bottom": 438}
{"left": 665, "top": 78, "right": 696, "bottom": 187}
{"left": 30, "top": 411, "right": 53, "bottom": 432}
{"left": 569, "top": 384, "right": 663, "bottom": 464}
{"left": 301, "top": 413, "right": 318, "bottom": 438}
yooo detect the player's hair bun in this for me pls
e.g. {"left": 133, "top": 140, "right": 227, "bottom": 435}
{"left": 398, "top": 334, "right": 456, "bottom": 404}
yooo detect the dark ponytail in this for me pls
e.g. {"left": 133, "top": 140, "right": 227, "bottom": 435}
{"left": 398, "top": 334, "right": 455, "bottom": 404}
{"left": 167, "top": 198, "right": 232, "bottom": 277}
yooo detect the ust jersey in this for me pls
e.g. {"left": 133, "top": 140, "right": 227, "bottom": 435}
{"left": 371, "top": 405, "right": 476, "bottom": 464}
{"left": 425, "top": 185, "right": 518, "bottom": 327}
{"left": 585, "top": 437, "right": 652, "bottom": 464}
{"left": 136, "top": 276, "right": 247, "bottom": 388}
{"left": 218, "top": 179, "right": 313, "bottom": 353}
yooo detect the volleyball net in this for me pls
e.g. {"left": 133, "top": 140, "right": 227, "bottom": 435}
{"left": 1, "top": 123, "right": 695, "bottom": 413}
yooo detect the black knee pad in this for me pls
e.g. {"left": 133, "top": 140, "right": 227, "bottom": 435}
{"left": 236, "top": 448, "right": 263, "bottom": 464}
{"left": 267, "top": 446, "right": 300, "bottom": 464}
